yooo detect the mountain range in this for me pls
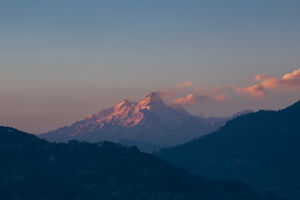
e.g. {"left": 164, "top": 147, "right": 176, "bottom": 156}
{"left": 158, "top": 100, "right": 300, "bottom": 200}
{"left": 0, "top": 126, "right": 283, "bottom": 200}
{"left": 41, "top": 92, "right": 249, "bottom": 151}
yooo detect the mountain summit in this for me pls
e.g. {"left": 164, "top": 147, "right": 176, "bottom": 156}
{"left": 83, "top": 92, "right": 171, "bottom": 129}
{"left": 41, "top": 92, "right": 234, "bottom": 150}
{"left": 138, "top": 92, "right": 165, "bottom": 110}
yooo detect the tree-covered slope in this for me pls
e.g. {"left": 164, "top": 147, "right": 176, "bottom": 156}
{"left": 159, "top": 101, "right": 300, "bottom": 199}
{"left": 0, "top": 126, "right": 281, "bottom": 200}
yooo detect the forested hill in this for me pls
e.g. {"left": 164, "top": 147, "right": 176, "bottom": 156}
{"left": 159, "top": 100, "right": 300, "bottom": 199}
{"left": 0, "top": 126, "right": 282, "bottom": 200}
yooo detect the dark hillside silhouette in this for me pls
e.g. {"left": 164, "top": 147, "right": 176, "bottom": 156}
{"left": 0, "top": 126, "right": 282, "bottom": 200}
{"left": 159, "top": 100, "right": 300, "bottom": 199}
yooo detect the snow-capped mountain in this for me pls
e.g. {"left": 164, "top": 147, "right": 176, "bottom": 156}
{"left": 41, "top": 92, "right": 233, "bottom": 149}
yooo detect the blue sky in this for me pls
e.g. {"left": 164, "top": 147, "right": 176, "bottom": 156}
{"left": 1, "top": 0, "right": 300, "bottom": 133}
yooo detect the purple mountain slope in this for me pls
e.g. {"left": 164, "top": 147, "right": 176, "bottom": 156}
{"left": 41, "top": 92, "right": 250, "bottom": 150}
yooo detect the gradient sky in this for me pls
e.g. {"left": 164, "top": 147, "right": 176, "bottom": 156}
{"left": 1, "top": 0, "right": 300, "bottom": 133}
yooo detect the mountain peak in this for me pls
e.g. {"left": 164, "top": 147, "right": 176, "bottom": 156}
{"left": 138, "top": 92, "right": 165, "bottom": 110}
{"left": 42, "top": 91, "right": 230, "bottom": 147}
{"left": 120, "top": 99, "right": 132, "bottom": 105}
{"left": 115, "top": 99, "right": 133, "bottom": 109}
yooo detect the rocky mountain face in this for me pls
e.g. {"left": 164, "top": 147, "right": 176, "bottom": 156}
{"left": 41, "top": 92, "right": 233, "bottom": 150}
{"left": 0, "top": 126, "right": 282, "bottom": 200}
{"left": 158, "top": 100, "right": 300, "bottom": 200}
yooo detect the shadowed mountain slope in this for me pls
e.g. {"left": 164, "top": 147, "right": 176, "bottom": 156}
{"left": 41, "top": 92, "right": 235, "bottom": 151}
{"left": 158, "top": 100, "right": 300, "bottom": 199}
{"left": 0, "top": 126, "right": 284, "bottom": 200}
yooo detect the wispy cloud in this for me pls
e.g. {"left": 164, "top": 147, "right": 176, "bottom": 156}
{"left": 173, "top": 93, "right": 209, "bottom": 105}
{"left": 156, "top": 81, "right": 227, "bottom": 106}
{"left": 214, "top": 94, "right": 227, "bottom": 101}
{"left": 174, "top": 81, "right": 193, "bottom": 90}
{"left": 151, "top": 90, "right": 175, "bottom": 98}
{"left": 233, "top": 84, "right": 266, "bottom": 97}
{"left": 152, "top": 81, "right": 193, "bottom": 99}
{"left": 255, "top": 74, "right": 271, "bottom": 82}
{"left": 153, "top": 68, "right": 300, "bottom": 106}
{"left": 234, "top": 68, "right": 300, "bottom": 97}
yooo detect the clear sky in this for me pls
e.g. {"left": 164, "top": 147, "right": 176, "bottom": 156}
{"left": 1, "top": 0, "right": 300, "bottom": 133}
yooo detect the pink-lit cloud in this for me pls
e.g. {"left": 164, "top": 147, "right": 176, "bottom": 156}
{"left": 151, "top": 90, "right": 175, "bottom": 98}
{"left": 234, "top": 68, "right": 300, "bottom": 97}
{"left": 156, "top": 81, "right": 228, "bottom": 105}
{"left": 154, "top": 81, "right": 194, "bottom": 99}
{"left": 173, "top": 93, "right": 209, "bottom": 105}
{"left": 214, "top": 94, "right": 227, "bottom": 101}
{"left": 233, "top": 84, "right": 266, "bottom": 97}
{"left": 255, "top": 74, "right": 272, "bottom": 82}
{"left": 194, "top": 86, "right": 221, "bottom": 96}
{"left": 279, "top": 68, "right": 300, "bottom": 88}
{"left": 174, "top": 81, "right": 193, "bottom": 90}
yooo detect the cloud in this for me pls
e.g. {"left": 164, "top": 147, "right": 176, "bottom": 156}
{"left": 194, "top": 86, "right": 221, "bottom": 95}
{"left": 234, "top": 68, "right": 300, "bottom": 97}
{"left": 214, "top": 94, "right": 227, "bottom": 101}
{"left": 255, "top": 74, "right": 271, "bottom": 82}
{"left": 156, "top": 81, "right": 227, "bottom": 105}
{"left": 174, "top": 81, "right": 193, "bottom": 90}
{"left": 153, "top": 81, "right": 193, "bottom": 100}
{"left": 173, "top": 93, "right": 227, "bottom": 105}
{"left": 278, "top": 68, "right": 300, "bottom": 88}
{"left": 151, "top": 90, "right": 175, "bottom": 98}
{"left": 152, "top": 90, "right": 173, "bottom": 97}
{"left": 233, "top": 84, "right": 266, "bottom": 97}
{"left": 173, "top": 93, "right": 209, "bottom": 105}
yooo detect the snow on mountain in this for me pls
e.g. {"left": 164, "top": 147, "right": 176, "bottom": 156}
{"left": 40, "top": 92, "right": 235, "bottom": 149}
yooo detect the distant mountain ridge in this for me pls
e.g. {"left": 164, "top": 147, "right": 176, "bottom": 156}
{"left": 0, "top": 126, "right": 284, "bottom": 200}
{"left": 158, "top": 100, "right": 300, "bottom": 199}
{"left": 41, "top": 92, "right": 241, "bottom": 150}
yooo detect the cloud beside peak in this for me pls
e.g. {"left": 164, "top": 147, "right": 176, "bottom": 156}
{"left": 234, "top": 68, "right": 300, "bottom": 97}
{"left": 151, "top": 90, "right": 175, "bottom": 98}
{"left": 174, "top": 81, "right": 193, "bottom": 90}
{"left": 280, "top": 68, "right": 300, "bottom": 87}
{"left": 233, "top": 84, "right": 266, "bottom": 97}
{"left": 214, "top": 94, "right": 227, "bottom": 101}
{"left": 255, "top": 74, "right": 271, "bottom": 82}
{"left": 172, "top": 93, "right": 226, "bottom": 105}
{"left": 172, "top": 93, "right": 209, "bottom": 105}
{"left": 155, "top": 81, "right": 228, "bottom": 105}
{"left": 154, "top": 68, "right": 300, "bottom": 103}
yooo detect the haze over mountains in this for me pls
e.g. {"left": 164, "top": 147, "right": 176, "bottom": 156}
{"left": 159, "top": 100, "right": 300, "bottom": 200}
{"left": 41, "top": 92, "right": 248, "bottom": 151}
{"left": 0, "top": 93, "right": 298, "bottom": 200}
{"left": 0, "top": 126, "right": 282, "bottom": 200}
